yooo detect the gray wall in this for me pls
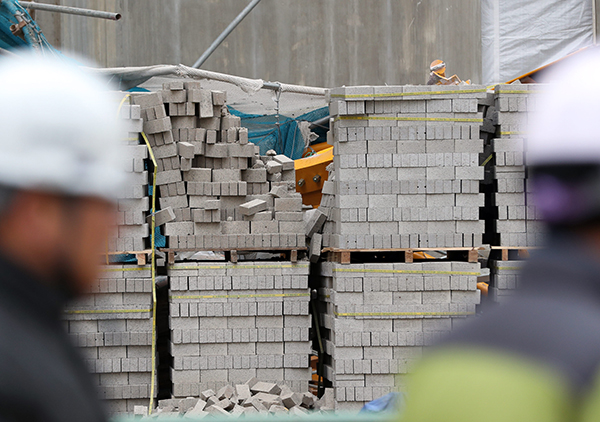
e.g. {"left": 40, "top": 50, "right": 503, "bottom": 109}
{"left": 35, "top": 0, "right": 482, "bottom": 87}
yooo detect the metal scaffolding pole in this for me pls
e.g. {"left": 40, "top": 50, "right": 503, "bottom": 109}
{"left": 191, "top": 0, "right": 262, "bottom": 69}
{"left": 19, "top": 2, "right": 121, "bottom": 21}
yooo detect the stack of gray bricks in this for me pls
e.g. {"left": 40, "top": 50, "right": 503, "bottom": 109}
{"left": 492, "top": 84, "right": 543, "bottom": 247}
{"left": 489, "top": 259, "right": 524, "bottom": 304}
{"left": 318, "top": 261, "right": 480, "bottom": 411}
{"left": 323, "top": 85, "right": 488, "bottom": 249}
{"left": 64, "top": 265, "right": 155, "bottom": 415}
{"left": 168, "top": 262, "right": 312, "bottom": 397}
{"left": 110, "top": 100, "right": 150, "bottom": 252}
{"left": 131, "top": 83, "right": 304, "bottom": 254}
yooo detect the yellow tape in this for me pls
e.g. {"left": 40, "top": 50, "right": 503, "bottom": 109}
{"left": 65, "top": 308, "right": 152, "bottom": 314}
{"left": 500, "top": 131, "right": 526, "bottom": 135}
{"left": 168, "top": 264, "right": 309, "bottom": 270}
{"left": 330, "top": 88, "right": 487, "bottom": 99}
{"left": 141, "top": 132, "right": 158, "bottom": 414}
{"left": 494, "top": 89, "right": 540, "bottom": 94}
{"left": 335, "top": 311, "right": 475, "bottom": 317}
{"left": 101, "top": 266, "right": 150, "bottom": 273}
{"left": 492, "top": 266, "right": 523, "bottom": 271}
{"left": 171, "top": 292, "right": 310, "bottom": 300}
{"left": 333, "top": 268, "right": 480, "bottom": 276}
{"left": 481, "top": 153, "right": 494, "bottom": 167}
{"left": 337, "top": 115, "right": 482, "bottom": 123}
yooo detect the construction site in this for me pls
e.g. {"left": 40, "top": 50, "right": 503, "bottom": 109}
{"left": 0, "top": 0, "right": 599, "bottom": 420}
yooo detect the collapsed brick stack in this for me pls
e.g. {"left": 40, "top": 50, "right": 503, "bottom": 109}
{"left": 64, "top": 265, "right": 155, "bottom": 414}
{"left": 135, "top": 380, "right": 329, "bottom": 418}
{"left": 130, "top": 83, "right": 305, "bottom": 252}
{"left": 318, "top": 261, "right": 481, "bottom": 411}
{"left": 324, "top": 85, "right": 488, "bottom": 249}
{"left": 111, "top": 101, "right": 150, "bottom": 252}
{"left": 168, "top": 262, "right": 312, "bottom": 397}
{"left": 489, "top": 259, "right": 524, "bottom": 304}
{"left": 491, "top": 84, "right": 543, "bottom": 247}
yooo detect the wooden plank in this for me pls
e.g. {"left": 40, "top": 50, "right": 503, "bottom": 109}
{"left": 230, "top": 250, "right": 238, "bottom": 263}
{"left": 168, "top": 251, "right": 175, "bottom": 265}
{"left": 136, "top": 253, "right": 147, "bottom": 266}
{"left": 405, "top": 249, "right": 413, "bottom": 263}
{"left": 468, "top": 249, "right": 479, "bottom": 263}
{"left": 340, "top": 251, "right": 351, "bottom": 264}
{"left": 290, "top": 249, "right": 298, "bottom": 264}
{"left": 501, "top": 249, "right": 509, "bottom": 261}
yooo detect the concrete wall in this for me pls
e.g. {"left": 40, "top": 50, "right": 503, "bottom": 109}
{"left": 35, "top": 0, "right": 482, "bottom": 87}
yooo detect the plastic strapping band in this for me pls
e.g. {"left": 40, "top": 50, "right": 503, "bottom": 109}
{"left": 171, "top": 293, "right": 310, "bottom": 300}
{"left": 332, "top": 268, "right": 480, "bottom": 276}
{"left": 330, "top": 88, "right": 487, "bottom": 99}
{"left": 492, "top": 266, "right": 522, "bottom": 271}
{"left": 335, "top": 311, "right": 475, "bottom": 317}
{"left": 336, "top": 115, "right": 482, "bottom": 123}
{"left": 500, "top": 131, "right": 526, "bottom": 135}
{"left": 141, "top": 131, "right": 157, "bottom": 414}
{"left": 168, "top": 264, "right": 309, "bottom": 270}
{"left": 481, "top": 154, "right": 494, "bottom": 167}
{"left": 101, "top": 266, "right": 151, "bottom": 272}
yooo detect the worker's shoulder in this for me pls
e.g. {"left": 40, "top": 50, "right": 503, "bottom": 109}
{"left": 442, "top": 291, "right": 600, "bottom": 392}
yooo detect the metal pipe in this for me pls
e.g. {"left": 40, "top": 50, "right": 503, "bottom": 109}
{"left": 19, "top": 1, "right": 121, "bottom": 20}
{"left": 191, "top": 0, "right": 262, "bottom": 69}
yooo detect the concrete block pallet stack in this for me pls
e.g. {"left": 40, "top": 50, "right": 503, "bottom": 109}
{"left": 130, "top": 83, "right": 305, "bottom": 256}
{"left": 311, "top": 85, "right": 486, "bottom": 410}
{"left": 483, "top": 84, "right": 543, "bottom": 303}
{"left": 130, "top": 82, "right": 313, "bottom": 400}
{"left": 64, "top": 265, "right": 155, "bottom": 415}
{"left": 168, "top": 262, "right": 312, "bottom": 397}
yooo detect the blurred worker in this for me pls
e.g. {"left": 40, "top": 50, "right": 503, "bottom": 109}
{"left": 402, "top": 51, "right": 600, "bottom": 421}
{"left": 0, "top": 55, "right": 125, "bottom": 421}
{"left": 427, "top": 59, "right": 470, "bottom": 85}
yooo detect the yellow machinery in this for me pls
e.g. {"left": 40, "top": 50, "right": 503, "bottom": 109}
{"left": 294, "top": 142, "right": 333, "bottom": 208}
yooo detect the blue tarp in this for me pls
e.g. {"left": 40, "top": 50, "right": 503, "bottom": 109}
{"left": 229, "top": 106, "right": 329, "bottom": 160}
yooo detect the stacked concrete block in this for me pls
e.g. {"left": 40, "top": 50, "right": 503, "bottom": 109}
{"left": 168, "top": 262, "right": 312, "bottom": 397}
{"left": 491, "top": 84, "right": 544, "bottom": 247}
{"left": 110, "top": 100, "right": 150, "bottom": 252}
{"left": 318, "top": 261, "right": 481, "bottom": 411}
{"left": 489, "top": 259, "right": 524, "bottom": 304}
{"left": 64, "top": 265, "right": 155, "bottom": 414}
{"left": 323, "top": 85, "right": 488, "bottom": 249}
{"left": 131, "top": 83, "right": 304, "bottom": 254}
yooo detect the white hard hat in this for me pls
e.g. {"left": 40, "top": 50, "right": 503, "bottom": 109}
{"left": 527, "top": 50, "right": 600, "bottom": 166}
{"left": 0, "top": 54, "right": 126, "bottom": 201}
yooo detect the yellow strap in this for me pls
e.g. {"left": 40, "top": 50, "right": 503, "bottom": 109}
{"left": 65, "top": 308, "right": 152, "bottom": 314}
{"left": 332, "top": 268, "right": 480, "bottom": 276}
{"left": 330, "top": 88, "right": 487, "bottom": 99}
{"left": 101, "top": 266, "right": 150, "bottom": 273}
{"left": 171, "top": 292, "right": 310, "bottom": 300}
{"left": 337, "top": 115, "right": 482, "bottom": 123}
{"left": 495, "top": 89, "right": 540, "bottom": 94}
{"left": 492, "top": 266, "right": 523, "bottom": 271}
{"left": 141, "top": 131, "right": 158, "bottom": 413}
{"left": 168, "top": 264, "right": 309, "bottom": 270}
{"left": 481, "top": 153, "right": 494, "bottom": 167}
{"left": 500, "top": 131, "right": 526, "bottom": 135}
{"left": 335, "top": 311, "right": 475, "bottom": 317}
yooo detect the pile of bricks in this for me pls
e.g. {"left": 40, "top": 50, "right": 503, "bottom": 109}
{"left": 489, "top": 259, "right": 524, "bottom": 304}
{"left": 135, "top": 379, "right": 329, "bottom": 418}
{"left": 64, "top": 265, "right": 155, "bottom": 414}
{"left": 130, "top": 83, "right": 305, "bottom": 253}
{"left": 111, "top": 101, "right": 150, "bottom": 253}
{"left": 489, "top": 84, "right": 543, "bottom": 247}
{"left": 323, "top": 85, "right": 488, "bottom": 249}
{"left": 168, "top": 262, "right": 312, "bottom": 398}
{"left": 317, "top": 261, "right": 480, "bottom": 411}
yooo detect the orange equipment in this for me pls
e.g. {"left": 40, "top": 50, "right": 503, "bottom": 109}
{"left": 295, "top": 142, "right": 333, "bottom": 208}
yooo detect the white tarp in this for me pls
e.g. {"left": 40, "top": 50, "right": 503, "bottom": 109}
{"left": 482, "top": 0, "right": 594, "bottom": 84}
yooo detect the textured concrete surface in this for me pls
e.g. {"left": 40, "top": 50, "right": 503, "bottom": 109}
{"left": 35, "top": 0, "right": 482, "bottom": 87}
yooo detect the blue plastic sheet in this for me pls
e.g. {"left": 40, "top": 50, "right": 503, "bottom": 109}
{"left": 229, "top": 106, "right": 329, "bottom": 160}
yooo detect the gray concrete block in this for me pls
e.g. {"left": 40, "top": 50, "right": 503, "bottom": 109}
{"left": 240, "top": 199, "right": 268, "bottom": 216}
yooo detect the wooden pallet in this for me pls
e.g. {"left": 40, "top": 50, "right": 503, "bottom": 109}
{"left": 103, "top": 250, "right": 152, "bottom": 266}
{"left": 322, "top": 247, "right": 482, "bottom": 264}
{"left": 491, "top": 246, "right": 540, "bottom": 261}
{"left": 160, "top": 247, "right": 307, "bottom": 265}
